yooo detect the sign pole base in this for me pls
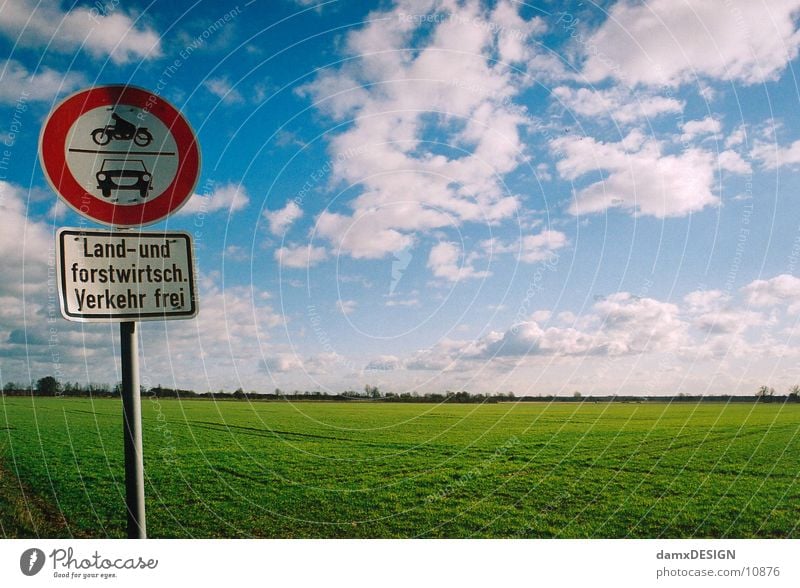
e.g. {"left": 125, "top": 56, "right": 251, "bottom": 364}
{"left": 121, "top": 320, "right": 146, "bottom": 539}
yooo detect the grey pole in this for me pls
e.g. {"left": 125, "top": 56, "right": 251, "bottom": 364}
{"left": 120, "top": 320, "right": 146, "bottom": 538}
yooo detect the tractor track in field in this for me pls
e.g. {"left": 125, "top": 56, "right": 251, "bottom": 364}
{"left": 0, "top": 456, "right": 89, "bottom": 538}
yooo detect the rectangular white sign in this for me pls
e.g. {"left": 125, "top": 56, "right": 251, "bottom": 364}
{"left": 56, "top": 228, "right": 197, "bottom": 322}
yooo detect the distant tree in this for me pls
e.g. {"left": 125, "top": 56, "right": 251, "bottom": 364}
{"left": 233, "top": 387, "right": 246, "bottom": 399}
{"left": 789, "top": 385, "right": 800, "bottom": 402}
{"left": 35, "top": 376, "right": 61, "bottom": 396}
{"left": 756, "top": 385, "right": 775, "bottom": 402}
{"left": 573, "top": 390, "right": 582, "bottom": 399}
{"left": 365, "top": 384, "right": 381, "bottom": 399}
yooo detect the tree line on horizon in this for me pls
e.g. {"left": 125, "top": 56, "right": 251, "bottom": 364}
{"left": 2, "top": 376, "right": 800, "bottom": 403}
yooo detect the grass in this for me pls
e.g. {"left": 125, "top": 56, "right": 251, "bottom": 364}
{"left": 1, "top": 396, "right": 799, "bottom": 538}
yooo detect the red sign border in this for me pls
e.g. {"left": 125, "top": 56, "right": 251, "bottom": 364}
{"left": 39, "top": 85, "right": 201, "bottom": 227}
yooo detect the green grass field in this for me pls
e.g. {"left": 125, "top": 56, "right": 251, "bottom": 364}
{"left": 1, "top": 397, "right": 799, "bottom": 538}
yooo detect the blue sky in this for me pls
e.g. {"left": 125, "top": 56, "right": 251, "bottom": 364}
{"left": 3, "top": 0, "right": 800, "bottom": 396}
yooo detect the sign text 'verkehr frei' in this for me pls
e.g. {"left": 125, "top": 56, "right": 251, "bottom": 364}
{"left": 56, "top": 228, "right": 197, "bottom": 322}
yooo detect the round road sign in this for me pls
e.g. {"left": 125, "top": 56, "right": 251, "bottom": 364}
{"left": 39, "top": 85, "right": 201, "bottom": 227}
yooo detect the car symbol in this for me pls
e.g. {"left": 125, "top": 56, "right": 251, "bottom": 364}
{"left": 96, "top": 159, "right": 153, "bottom": 200}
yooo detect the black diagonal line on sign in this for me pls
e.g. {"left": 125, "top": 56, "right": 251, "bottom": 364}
{"left": 67, "top": 148, "right": 177, "bottom": 156}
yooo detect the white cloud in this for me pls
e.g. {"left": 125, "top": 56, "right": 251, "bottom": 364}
{"left": 337, "top": 299, "right": 357, "bottom": 315}
{"left": 365, "top": 355, "right": 401, "bottom": 372}
{"left": 683, "top": 289, "right": 731, "bottom": 313}
{"left": 0, "top": 184, "right": 281, "bottom": 387}
{"left": 717, "top": 150, "right": 752, "bottom": 174}
{"left": 725, "top": 125, "right": 747, "bottom": 149}
{"left": 262, "top": 354, "right": 304, "bottom": 374}
{"left": 316, "top": 211, "right": 414, "bottom": 260}
{"left": 519, "top": 230, "right": 568, "bottom": 263}
{"left": 223, "top": 245, "right": 249, "bottom": 262}
{"left": 427, "top": 241, "right": 490, "bottom": 282}
{"left": 0, "top": 0, "right": 161, "bottom": 64}
{"left": 409, "top": 291, "right": 686, "bottom": 363}
{"left": 178, "top": 183, "right": 249, "bottom": 216}
{"left": 751, "top": 139, "right": 800, "bottom": 169}
{"left": 0, "top": 181, "right": 50, "bottom": 297}
{"left": 743, "top": 274, "right": 800, "bottom": 313}
{"left": 680, "top": 117, "right": 722, "bottom": 142}
{"left": 552, "top": 86, "right": 684, "bottom": 124}
{"left": 385, "top": 297, "right": 420, "bottom": 308}
{"left": 264, "top": 201, "right": 303, "bottom": 235}
{"left": 582, "top": 0, "right": 800, "bottom": 86}
{"left": 481, "top": 230, "right": 568, "bottom": 263}
{"left": 137, "top": 278, "right": 285, "bottom": 390}
{"left": 552, "top": 130, "right": 723, "bottom": 218}
{"left": 275, "top": 244, "right": 328, "bottom": 268}
{"left": 301, "top": 0, "right": 547, "bottom": 259}
{"left": 203, "top": 77, "right": 244, "bottom": 104}
{"left": 0, "top": 60, "right": 85, "bottom": 104}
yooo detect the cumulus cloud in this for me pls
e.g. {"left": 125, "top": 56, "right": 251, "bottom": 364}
{"left": 581, "top": 0, "right": 800, "bottom": 86}
{"left": 1, "top": 243, "right": 286, "bottom": 390}
{"left": 552, "top": 86, "right": 684, "bottom": 124}
{"left": 519, "top": 230, "right": 568, "bottom": 263}
{"left": 0, "top": 181, "right": 50, "bottom": 297}
{"left": 302, "top": 0, "right": 547, "bottom": 259}
{"left": 552, "top": 130, "right": 726, "bottom": 218}
{"left": 203, "top": 77, "right": 244, "bottom": 104}
{"left": 680, "top": 117, "right": 722, "bottom": 142}
{"left": 262, "top": 354, "right": 304, "bottom": 374}
{"left": 480, "top": 230, "right": 568, "bottom": 264}
{"left": 0, "top": 60, "right": 85, "bottom": 104}
{"left": 401, "top": 283, "right": 781, "bottom": 370}
{"left": 743, "top": 274, "right": 800, "bottom": 313}
{"left": 275, "top": 243, "right": 328, "bottom": 268}
{"left": 427, "top": 241, "right": 489, "bottom": 282}
{"left": 336, "top": 299, "right": 357, "bottom": 315}
{"left": 137, "top": 279, "right": 285, "bottom": 389}
{"left": 0, "top": 0, "right": 161, "bottom": 64}
{"left": 717, "top": 150, "right": 752, "bottom": 174}
{"left": 264, "top": 201, "right": 303, "bottom": 235}
{"left": 178, "top": 183, "right": 249, "bottom": 216}
{"left": 751, "top": 138, "right": 800, "bottom": 169}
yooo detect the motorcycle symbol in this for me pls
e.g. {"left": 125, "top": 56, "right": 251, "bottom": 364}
{"left": 91, "top": 113, "right": 153, "bottom": 147}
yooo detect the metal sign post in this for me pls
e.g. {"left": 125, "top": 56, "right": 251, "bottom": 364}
{"left": 120, "top": 321, "right": 146, "bottom": 538}
{"left": 40, "top": 85, "right": 201, "bottom": 540}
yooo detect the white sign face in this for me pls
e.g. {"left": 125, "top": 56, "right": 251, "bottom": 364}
{"left": 65, "top": 106, "right": 180, "bottom": 205}
{"left": 56, "top": 228, "right": 198, "bottom": 322}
